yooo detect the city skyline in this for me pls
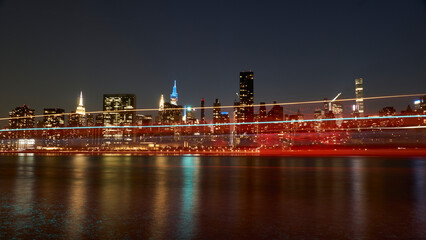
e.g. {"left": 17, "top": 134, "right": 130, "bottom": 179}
{"left": 1, "top": 1, "right": 426, "bottom": 117}
{"left": 1, "top": 2, "right": 426, "bottom": 239}
{"left": 1, "top": 76, "right": 425, "bottom": 125}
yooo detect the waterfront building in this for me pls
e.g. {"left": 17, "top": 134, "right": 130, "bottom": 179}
{"left": 41, "top": 108, "right": 66, "bottom": 148}
{"left": 43, "top": 108, "right": 65, "bottom": 127}
{"left": 355, "top": 78, "right": 364, "bottom": 116}
{"left": 9, "top": 104, "right": 35, "bottom": 130}
{"left": 9, "top": 104, "right": 35, "bottom": 140}
{"left": 102, "top": 94, "right": 136, "bottom": 148}
{"left": 103, "top": 94, "right": 136, "bottom": 126}
{"left": 86, "top": 114, "right": 95, "bottom": 126}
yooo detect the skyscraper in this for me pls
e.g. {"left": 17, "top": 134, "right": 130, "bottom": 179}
{"left": 239, "top": 71, "right": 254, "bottom": 108}
{"left": 213, "top": 98, "right": 221, "bottom": 123}
{"left": 103, "top": 94, "right": 136, "bottom": 126}
{"left": 170, "top": 80, "right": 178, "bottom": 106}
{"left": 200, "top": 98, "right": 205, "bottom": 123}
{"left": 237, "top": 71, "right": 254, "bottom": 134}
{"left": 69, "top": 91, "right": 86, "bottom": 127}
{"left": 43, "top": 108, "right": 65, "bottom": 127}
{"left": 9, "top": 104, "right": 35, "bottom": 139}
{"left": 213, "top": 99, "right": 230, "bottom": 135}
{"left": 102, "top": 94, "right": 136, "bottom": 147}
{"left": 76, "top": 91, "right": 85, "bottom": 115}
{"left": 159, "top": 94, "right": 165, "bottom": 112}
{"left": 9, "top": 105, "right": 35, "bottom": 129}
{"left": 355, "top": 78, "right": 364, "bottom": 116}
{"left": 159, "top": 81, "right": 183, "bottom": 124}
{"left": 41, "top": 108, "right": 66, "bottom": 148}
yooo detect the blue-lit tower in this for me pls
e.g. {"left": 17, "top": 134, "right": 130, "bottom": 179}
{"left": 170, "top": 80, "right": 178, "bottom": 105}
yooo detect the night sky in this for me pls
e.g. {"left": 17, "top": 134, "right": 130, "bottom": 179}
{"left": 1, "top": 0, "right": 426, "bottom": 120}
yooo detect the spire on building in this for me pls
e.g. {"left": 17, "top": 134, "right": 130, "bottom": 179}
{"left": 76, "top": 91, "right": 85, "bottom": 115}
{"left": 159, "top": 94, "right": 165, "bottom": 111}
{"left": 170, "top": 80, "right": 178, "bottom": 105}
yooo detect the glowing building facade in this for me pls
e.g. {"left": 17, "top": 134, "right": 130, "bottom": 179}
{"left": 159, "top": 81, "right": 182, "bottom": 124}
{"left": 355, "top": 78, "right": 364, "bottom": 116}
{"left": 76, "top": 91, "right": 85, "bottom": 115}
{"left": 69, "top": 91, "right": 86, "bottom": 127}
{"left": 236, "top": 71, "right": 255, "bottom": 134}
{"left": 9, "top": 104, "right": 35, "bottom": 139}
{"left": 9, "top": 105, "right": 35, "bottom": 130}
{"left": 103, "top": 94, "right": 136, "bottom": 126}
{"left": 170, "top": 80, "right": 178, "bottom": 106}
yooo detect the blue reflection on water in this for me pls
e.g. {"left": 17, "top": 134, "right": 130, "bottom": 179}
{"left": 177, "top": 156, "right": 199, "bottom": 239}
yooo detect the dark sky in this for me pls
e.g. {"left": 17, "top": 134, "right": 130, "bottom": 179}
{"left": 1, "top": 0, "right": 426, "bottom": 119}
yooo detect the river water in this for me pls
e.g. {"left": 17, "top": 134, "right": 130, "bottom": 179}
{"left": 0, "top": 154, "right": 425, "bottom": 239}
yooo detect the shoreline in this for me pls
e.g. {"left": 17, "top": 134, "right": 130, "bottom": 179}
{"left": 1, "top": 148, "right": 426, "bottom": 157}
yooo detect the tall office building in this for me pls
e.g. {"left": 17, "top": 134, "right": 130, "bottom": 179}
{"left": 103, "top": 94, "right": 136, "bottom": 126}
{"left": 69, "top": 91, "right": 86, "bottom": 127}
{"left": 159, "top": 94, "right": 165, "bottom": 111}
{"left": 170, "top": 80, "right": 178, "bottom": 106}
{"left": 236, "top": 71, "right": 254, "bottom": 134}
{"left": 9, "top": 105, "right": 35, "bottom": 129}
{"left": 86, "top": 114, "right": 95, "bottom": 126}
{"left": 355, "top": 78, "right": 364, "bottom": 116}
{"left": 213, "top": 99, "right": 221, "bottom": 123}
{"left": 239, "top": 71, "right": 254, "bottom": 109}
{"left": 159, "top": 82, "right": 183, "bottom": 124}
{"left": 41, "top": 108, "right": 66, "bottom": 148}
{"left": 43, "top": 108, "right": 65, "bottom": 127}
{"left": 76, "top": 91, "right": 85, "bottom": 115}
{"left": 200, "top": 98, "right": 205, "bottom": 123}
{"left": 213, "top": 99, "right": 230, "bottom": 135}
{"left": 102, "top": 94, "right": 136, "bottom": 147}
{"left": 9, "top": 105, "right": 35, "bottom": 139}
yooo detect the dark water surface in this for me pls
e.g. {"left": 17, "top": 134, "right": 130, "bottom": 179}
{"left": 1, "top": 154, "right": 426, "bottom": 239}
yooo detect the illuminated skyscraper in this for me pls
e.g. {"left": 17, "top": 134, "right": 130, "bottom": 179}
{"left": 9, "top": 104, "right": 35, "bottom": 139}
{"left": 170, "top": 80, "right": 178, "bottom": 106}
{"left": 213, "top": 99, "right": 230, "bottom": 135}
{"left": 355, "top": 78, "right": 364, "bottom": 116}
{"left": 9, "top": 105, "right": 35, "bottom": 129}
{"left": 76, "top": 91, "right": 85, "bottom": 115}
{"left": 200, "top": 98, "right": 205, "bottom": 123}
{"left": 213, "top": 99, "right": 221, "bottom": 123}
{"left": 69, "top": 91, "right": 86, "bottom": 127}
{"left": 102, "top": 94, "right": 136, "bottom": 147}
{"left": 43, "top": 108, "right": 65, "bottom": 127}
{"left": 159, "top": 81, "right": 182, "bottom": 124}
{"left": 159, "top": 94, "right": 165, "bottom": 111}
{"left": 237, "top": 71, "right": 254, "bottom": 134}
{"left": 157, "top": 94, "right": 165, "bottom": 124}
{"left": 103, "top": 94, "right": 136, "bottom": 126}
{"left": 239, "top": 71, "right": 254, "bottom": 108}
{"left": 41, "top": 108, "right": 66, "bottom": 147}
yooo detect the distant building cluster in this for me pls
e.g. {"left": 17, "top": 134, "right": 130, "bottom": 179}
{"left": 1, "top": 72, "right": 426, "bottom": 151}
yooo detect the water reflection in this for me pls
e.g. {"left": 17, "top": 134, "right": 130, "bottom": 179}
{"left": 151, "top": 156, "right": 170, "bottom": 239}
{"left": 177, "top": 156, "right": 200, "bottom": 239}
{"left": 13, "top": 155, "right": 35, "bottom": 232}
{"left": 413, "top": 159, "right": 426, "bottom": 237}
{"left": 67, "top": 155, "right": 89, "bottom": 239}
{"left": 349, "top": 158, "right": 366, "bottom": 239}
{"left": 0, "top": 155, "right": 425, "bottom": 239}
